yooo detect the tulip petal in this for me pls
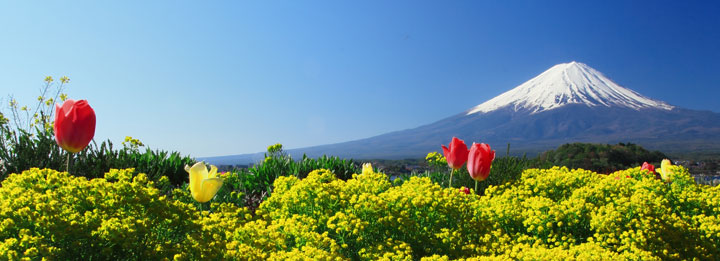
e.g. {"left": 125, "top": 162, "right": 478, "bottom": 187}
{"left": 362, "top": 163, "right": 373, "bottom": 175}
{"left": 443, "top": 137, "right": 469, "bottom": 170}
{"left": 660, "top": 159, "right": 673, "bottom": 181}
{"left": 208, "top": 165, "right": 218, "bottom": 178}
{"left": 641, "top": 162, "right": 655, "bottom": 174}
{"left": 187, "top": 162, "right": 208, "bottom": 196}
{"left": 195, "top": 178, "right": 224, "bottom": 203}
{"left": 55, "top": 103, "right": 63, "bottom": 117}
{"left": 60, "top": 99, "right": 76, "bottom": 118}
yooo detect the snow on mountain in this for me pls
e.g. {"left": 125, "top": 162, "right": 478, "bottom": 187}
{"left": 466, "top": 61, "right": 674, "bottom": 115}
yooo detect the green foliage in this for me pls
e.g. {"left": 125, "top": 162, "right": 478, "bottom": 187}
{"left": 212, "top": 145, "right": 360, "bottom": 210}
{"left": 295, "top": 154, "right": 359, "bottom": 180}
{"left": 114, "top": 146, "right": 196, "bottom": 187}
{"left": 415, "top": 155, "right": 536, "bottom": 195}
{"left": 0, "top": 126, "right": 65, "bottom": 180}
{"left": 537, "top": 142, "right": 668, "bottom": 173}
{"left": 411, "top": 145, "right": 541, "bottom": 195}
{"left": 0, "top": 126, "right": 195, "bottom": 186}
{"left": 1, "top": 77, "right": 65, "bottom": 179}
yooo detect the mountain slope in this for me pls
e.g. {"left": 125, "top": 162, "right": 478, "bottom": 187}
{"left": 203, "top": 62, "right": 720, "bottom": 165}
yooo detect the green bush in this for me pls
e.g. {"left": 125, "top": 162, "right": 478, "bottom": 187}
{"left": 220, "top": 144, "right": 360, "bottom": 210}
{"left": 295, "top": 154, "right": 359, "bottom": 180}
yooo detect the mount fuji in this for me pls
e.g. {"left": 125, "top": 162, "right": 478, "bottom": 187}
{"left": 466, "top": 61, "right": 674, "bottom": 114}
{"left": 205, "top": 62, "right": 720, "bottom": 165}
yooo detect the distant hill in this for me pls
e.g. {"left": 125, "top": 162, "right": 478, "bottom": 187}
{"left": 536, "top": 142, "right": 667, "bottom": 174}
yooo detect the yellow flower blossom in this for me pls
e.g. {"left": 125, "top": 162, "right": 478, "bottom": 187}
{"left": 660, "top": 159, "right": 674, "bottom": 182}
{"left": 362, "top": 163, "right": 373, "bottom": 175}
{"left": 185, "top": 162, "right": 224, "bottom": 203}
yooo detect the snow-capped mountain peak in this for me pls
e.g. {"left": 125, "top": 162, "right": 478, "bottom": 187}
{"left": 466, "top": 61, "right": 674, "bottom": 115}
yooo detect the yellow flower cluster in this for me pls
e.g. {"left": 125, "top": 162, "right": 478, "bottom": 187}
{"left": 475, "top": 166, "right": 720, "bottom": 259}
{"left": 0, "top": 162, "right": 718, "bottom": 259}
{"left": 358, "top": 238, "right": 413, "bottom": 260}
{"left": 258, "top": 167, "right": 496, "bottom": 259}
{"left": 0, "top": 168, "right": 349, "bottom": 260}
{"left": 257, "top": 164, "right": 719, "bottom": 259}
{"left": 0, "top": 168, "right": 205, "bottom": 259}
{"left": 426, "top": 151, "right": 448, "bottom": 167}
{"left": 267, "top": 143, "right": 283, "bottom": 153}
{"left": 122, "top": 136, "right": 145, "bottom": 148}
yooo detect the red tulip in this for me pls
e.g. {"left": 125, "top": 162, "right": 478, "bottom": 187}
{"left": 641, "top": 162, "right": 655, "bottom": 173}
{"left": 54, "top": 99, "right": 96, "bottom": 153}
{"left": 441, "top": 137, "right": 469, "bottom": 170}
{"left": 459, "top": 186, "right": 470, "bottom": 195}
{"left": 467, "top": 143, "right": 495, "bottom": 181}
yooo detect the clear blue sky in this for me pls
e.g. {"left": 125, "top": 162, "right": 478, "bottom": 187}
{"left": 1, "top": 1, "right": 719, "bottom": 158}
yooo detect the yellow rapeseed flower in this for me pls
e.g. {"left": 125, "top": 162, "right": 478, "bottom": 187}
{"left": 185, "top": 162, "right": 224, "bottom": 203}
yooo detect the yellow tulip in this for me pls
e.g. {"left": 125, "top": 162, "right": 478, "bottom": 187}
{"left": 660, "top": 159, "right": 674, "bottom": 182}
{"left": 362, "top": 163, "right": 373, "bottom": 175}
{"left": 185, "top": 162, "right": 224, "bottom": 203}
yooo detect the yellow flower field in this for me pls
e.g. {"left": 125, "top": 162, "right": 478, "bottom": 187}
{"left": 0, "top": 163, "right": 718, "bottom": 260}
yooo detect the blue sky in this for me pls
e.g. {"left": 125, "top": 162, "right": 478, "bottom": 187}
{"left": 1, "top": 1, "right": 719, "bottom": 157}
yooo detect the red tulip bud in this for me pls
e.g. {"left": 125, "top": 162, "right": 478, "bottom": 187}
{"left": 467, "top": 143, "right": 495, "bottom": 182}
{"left": 54, "top": 99, "right": 96, "bottom": 153}
{"left": 641, "top": 162, "right": 655, "bottom": 173}
{"left": 441, "top": 137, "right": 469, "bottom": 170}
{"left": 459, "top": 187, "right": 470, "bottom": 195}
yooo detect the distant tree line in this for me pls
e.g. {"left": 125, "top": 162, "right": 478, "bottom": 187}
{"left": 536, "top": 142, "right": 667, "bottom": 174}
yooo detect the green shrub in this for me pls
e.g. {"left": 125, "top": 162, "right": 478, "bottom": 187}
{"left": 295, "top": 154, "right": 359, "bottom": 180}
{"left": 222, "top": 144, "right": 361, "bottom": 210}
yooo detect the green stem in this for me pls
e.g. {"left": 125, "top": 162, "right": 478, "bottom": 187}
{"left": 66, "top": 153, "right": 70, "bottom": 173}
{"left": 449, "top": 169, "right": 455, "bottom": 188}
{"left": 475, "top": 180, "right": 478, "bottom": 194}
